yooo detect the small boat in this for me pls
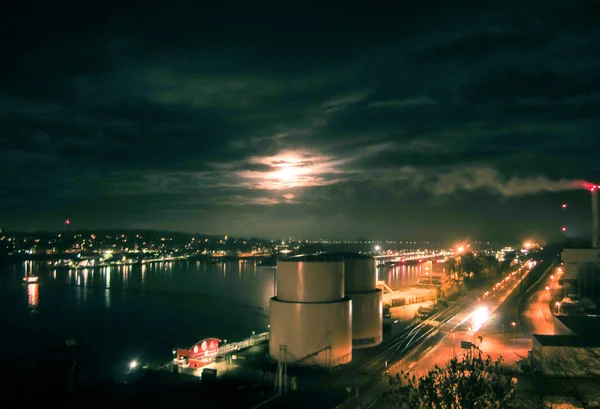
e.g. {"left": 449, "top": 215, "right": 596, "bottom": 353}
{"left": 258, "top": 256, "right": 277, "bottom": 267}
{"left": 23, "top": 275, "right": 39, "bottom": 284}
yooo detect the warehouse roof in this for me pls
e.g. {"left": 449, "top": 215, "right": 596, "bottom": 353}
{"left": 533, "top": 334, "right": 600, "bottom": 348}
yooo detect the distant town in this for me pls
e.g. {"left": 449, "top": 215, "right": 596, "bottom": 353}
{"left": 0, "top": 227, "right": 514, "bottom": 265}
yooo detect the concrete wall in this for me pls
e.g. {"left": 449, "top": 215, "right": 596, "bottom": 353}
{"left": 561, "top": 249, "right": 600, "bottom": 280}
{"left": 553, "top": 316, "right": 575, "bottom": 335}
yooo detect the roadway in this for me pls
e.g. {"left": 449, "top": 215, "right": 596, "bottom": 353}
{"left": 404, "top": 259, "right": 558, "bottom": 376}
{"left": 518, "top": 264, "right": 559, "bottom": 337}
{"left": 335, "top": 261, "right": 543, "bottom": 409}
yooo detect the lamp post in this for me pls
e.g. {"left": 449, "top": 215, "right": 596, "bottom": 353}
{"left": 452, "top": 331, "right": 456, "bottom": 357}
{"left": 511, "top": 322, "right": 516, "bottom": 344}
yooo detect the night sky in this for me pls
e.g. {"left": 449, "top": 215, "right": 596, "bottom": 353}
{"left": 1, "top": 1, "right": 599, "bottom": 242}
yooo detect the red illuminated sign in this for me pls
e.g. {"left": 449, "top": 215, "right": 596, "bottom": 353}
{"left": 189, "top": 338, "right": 221, "bottom": 358}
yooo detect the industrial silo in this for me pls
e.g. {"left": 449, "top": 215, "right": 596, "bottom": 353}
{"left": 341, "top": 253, "right": 382, "bottom": 348}
{"left": 269, "top": 254, "right": 352, "bottom": 368}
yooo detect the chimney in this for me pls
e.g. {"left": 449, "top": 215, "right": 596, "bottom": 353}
{"left": 593, "top": 185, "right": 598, "bottom": 248}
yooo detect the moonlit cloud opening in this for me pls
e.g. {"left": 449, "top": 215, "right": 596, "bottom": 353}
{"left": 1, "top": 2, "right": 598, "bottom": 239}
{"left": 237, "top": 151, "right": 348, "bottom": 190}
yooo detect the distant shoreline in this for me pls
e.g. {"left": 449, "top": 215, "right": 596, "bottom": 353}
{"left": 0, "top": 253, "right": 278, "bottom": 265}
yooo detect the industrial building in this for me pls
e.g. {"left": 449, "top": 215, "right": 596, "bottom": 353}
{"left": 530, "top": 316, "right": 600, "bottom": 378}
{"left": 561, "top": 248, "right": 600, "bottom": 299}
{"left": 269, "top": 254, "right": 353, "bottom": 368}
{"left": 560, "top": 184, "right": 600, "bottom": 299}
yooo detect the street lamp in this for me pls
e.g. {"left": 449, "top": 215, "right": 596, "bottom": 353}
{"left": 452, "top": 331, "right": 456, "bottom": 357}
{"left": 511, "top": 322, "right": 516, "bottom": 344}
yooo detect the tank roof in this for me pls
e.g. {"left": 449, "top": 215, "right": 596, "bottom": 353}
{"left": 284, "top": 252, "right": 373, "bottom": 262}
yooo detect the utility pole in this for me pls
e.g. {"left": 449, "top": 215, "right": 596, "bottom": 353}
{"left": 275, "top": 345, "right": 288, "bottom": 397}
{"left": 511, "top": 322, "right": 516, "bottom": 344}
{"left": 452, "top": 331, "right": 456, "bottom": 357}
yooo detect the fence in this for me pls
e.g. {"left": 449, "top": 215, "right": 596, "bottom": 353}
{"left": 217, "top": 332, "right": 269, "bottom": 356}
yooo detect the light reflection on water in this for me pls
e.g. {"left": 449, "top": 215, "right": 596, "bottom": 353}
{"left": 3, "top": 259, "right": 275, "bottom": 381}
{"left": 378, "top": 260, "right": 447, "bottom": 289}
{"left": 14, "top": 260, "right": 275, "bottom": 304}
{"left": 27, "top": 283, "right": 39, "bottom": 310}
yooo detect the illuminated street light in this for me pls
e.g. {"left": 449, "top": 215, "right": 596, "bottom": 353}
{"left": 129, "top": 360, "right": 138, "bottom": 370}
{"left": 471, "top": 307, "right": 489, "bottom": 332}
{"left": 511, "top": 322, "right": 516, "bottom": 344}
{"left": 374, "top": 245, "right": 381, "bottom": 252}
{"left": 457, "top": 246, "right": 464, "bottom": 254}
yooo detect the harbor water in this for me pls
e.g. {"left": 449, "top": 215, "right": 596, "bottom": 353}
{"left": 0, "top": 258, "right": 429, "bottom": 381}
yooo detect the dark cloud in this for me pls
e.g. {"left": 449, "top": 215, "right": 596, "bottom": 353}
{"left": 0, "top": 0, "right": 599, "bottom": 242}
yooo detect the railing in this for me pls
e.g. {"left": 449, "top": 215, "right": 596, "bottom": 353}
{"left": 217, "top": 332, "right": 269, "bottom": 356}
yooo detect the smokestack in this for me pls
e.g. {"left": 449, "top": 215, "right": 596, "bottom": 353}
{"left": 592, "top": 185, "right": 598, "bottom": 248}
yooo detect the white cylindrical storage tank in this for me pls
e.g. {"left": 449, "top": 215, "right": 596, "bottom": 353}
{"left": 276, "top": 259, "right": 344, "bottom": 303}
{"left": 269, "top": 297, "right": 352, "bottom": 366}
{"left": 344, "top": 255, "right": 377, "bottom": 293}
{"left": 315, "top": 252, "right": 382, "bottom": 349}
{"left": 349, "top": 290, "right": 383, "bottom": 348}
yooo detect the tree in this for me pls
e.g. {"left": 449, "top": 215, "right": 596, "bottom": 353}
{"left": 379, "top": 351, "right": 518, "bottom": 409}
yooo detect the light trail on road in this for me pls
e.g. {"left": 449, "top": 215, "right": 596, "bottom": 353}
{"left": 335, "top": 258, "right": 549, "bottom": 409}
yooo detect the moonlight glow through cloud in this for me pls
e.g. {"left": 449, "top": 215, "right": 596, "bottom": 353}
{"left": 1, "top": 2, "right": 598, "bottom": 240}
{"left": 238, "top": 151, "right": 347, "bottom": 190}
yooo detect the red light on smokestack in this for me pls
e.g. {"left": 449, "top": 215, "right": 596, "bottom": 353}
{"left": 592, "top": 185, "right": 598, "bottom": 248}
{"left": 561, "top": 227, "right": 567, "bottom": 232}
{"left": 65, "top": 219, "right": 71, "bottom": 225}
{"left": 562, "top": 204, "right": 567, "bottom": 208}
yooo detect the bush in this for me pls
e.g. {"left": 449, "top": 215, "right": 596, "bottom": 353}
{"left": 379, "top": 350, "right": 518, "bottom": 409}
